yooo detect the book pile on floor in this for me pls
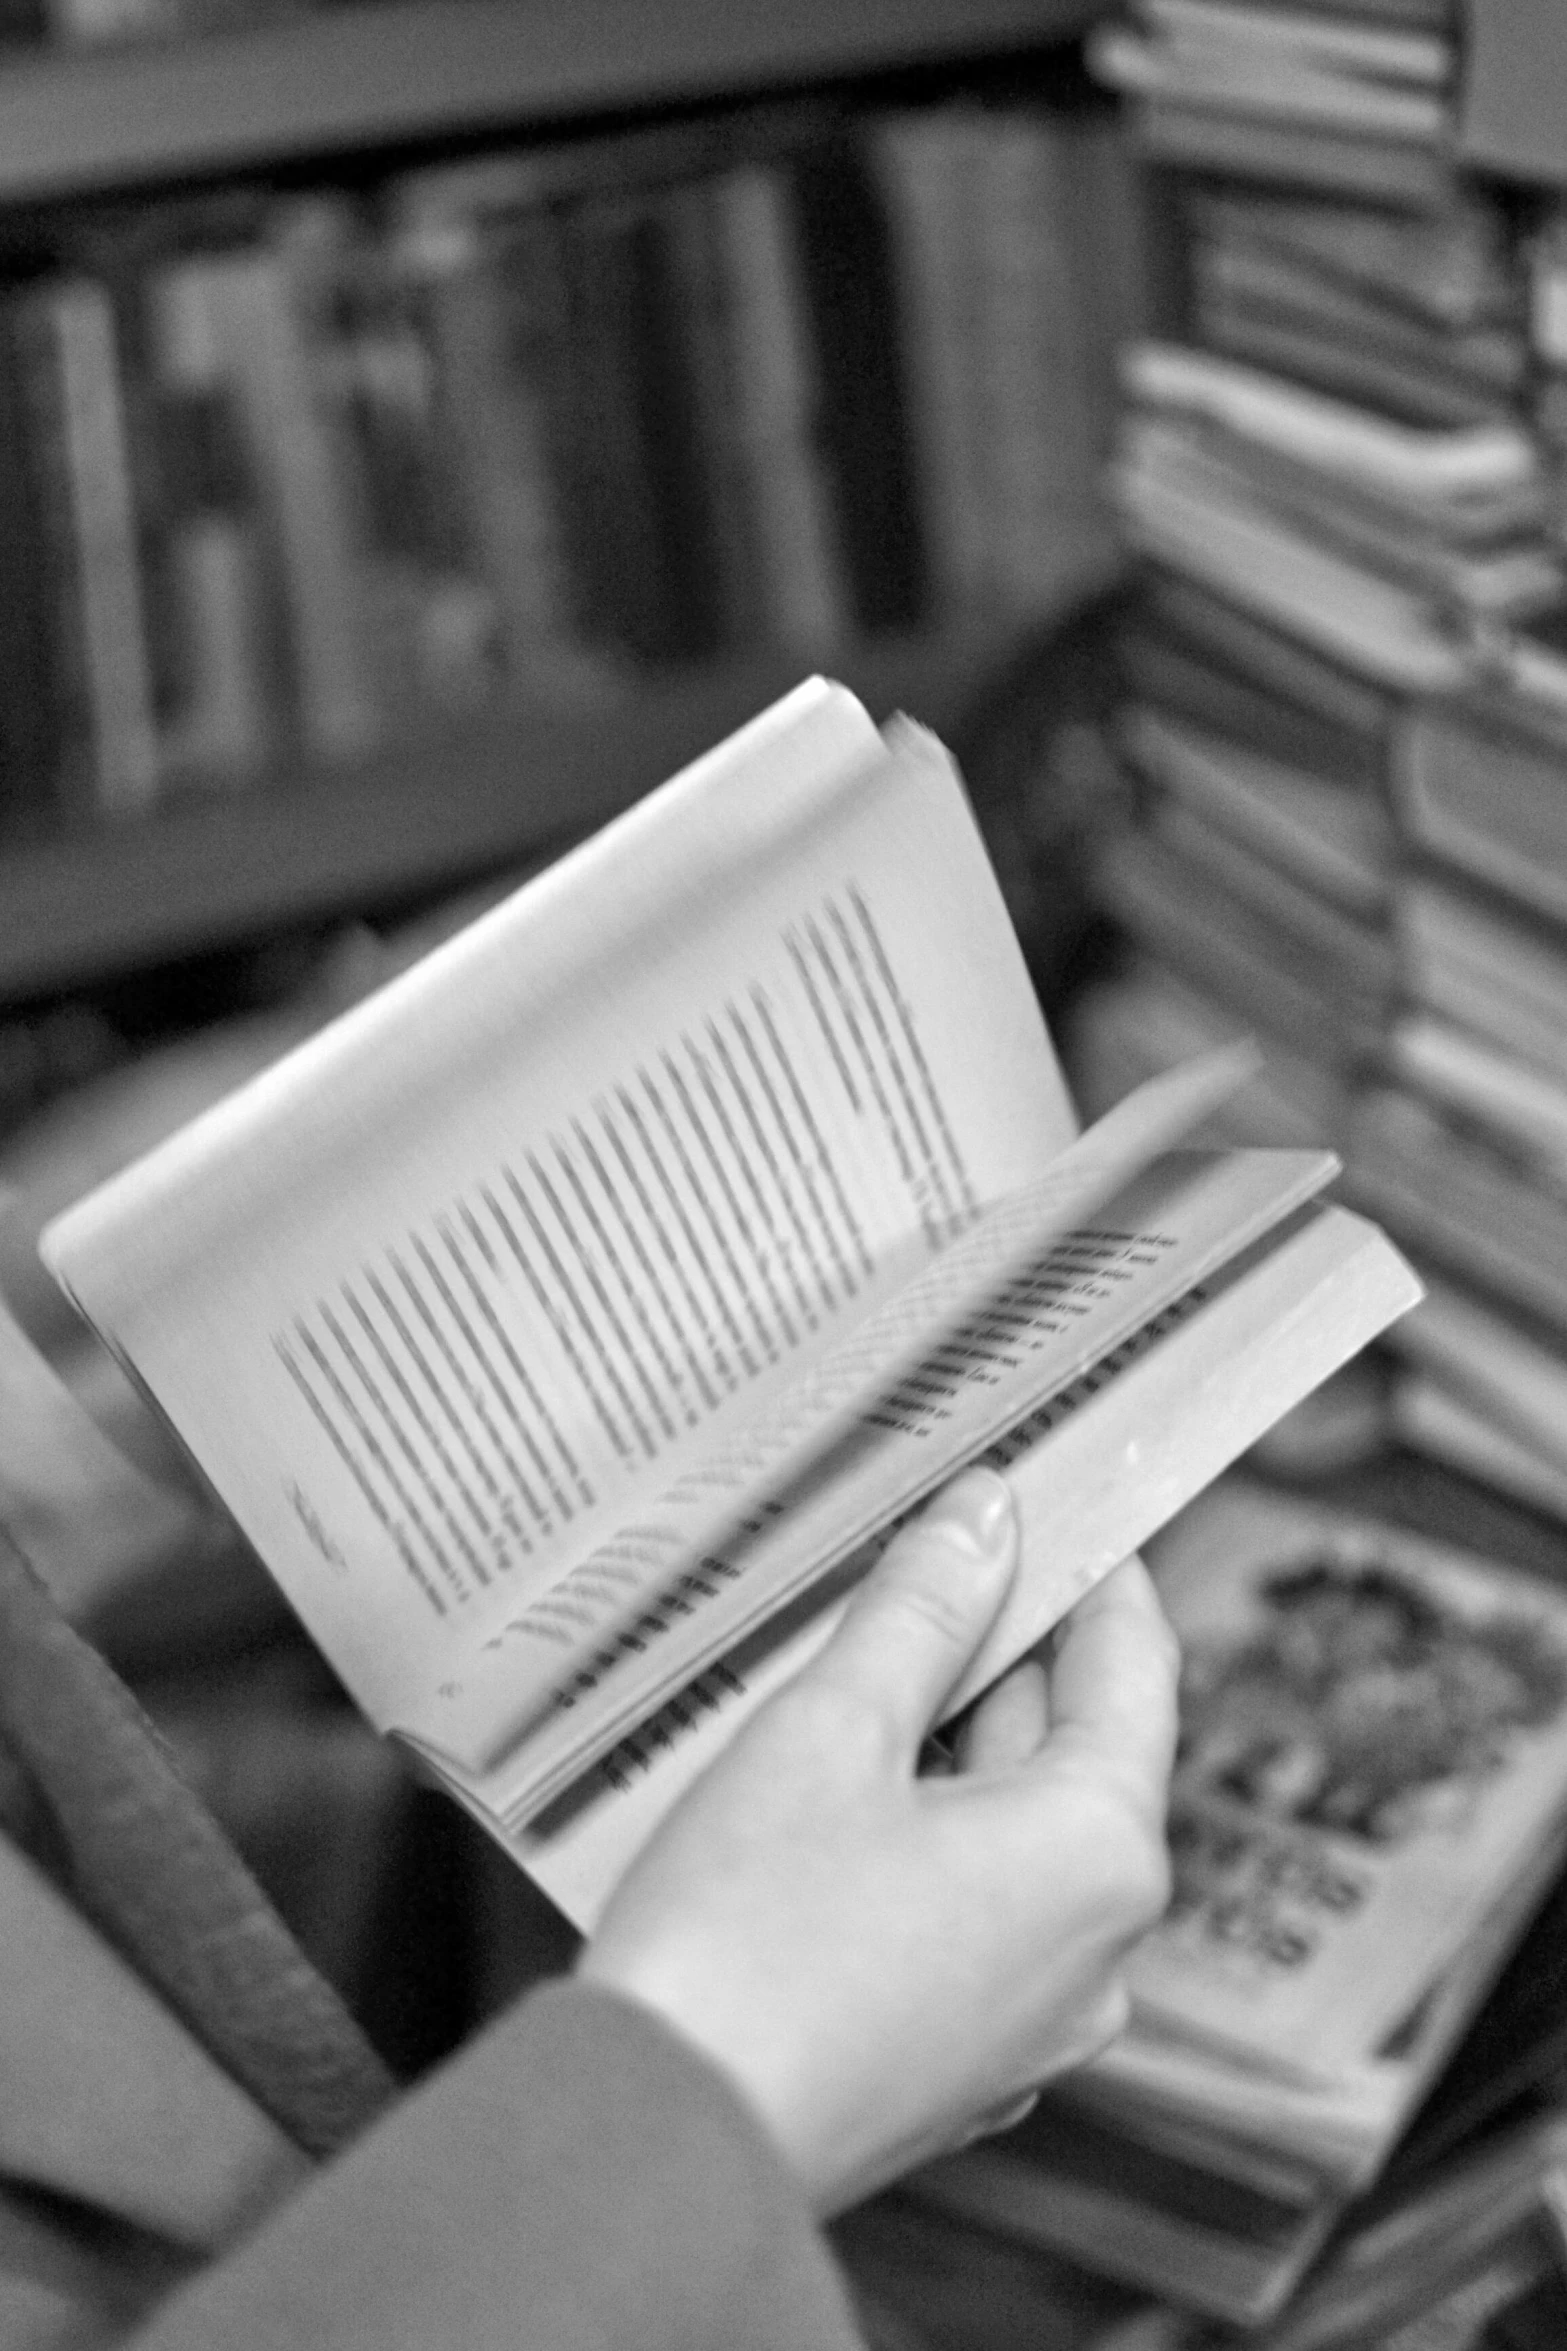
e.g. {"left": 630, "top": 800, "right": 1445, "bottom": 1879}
{"left": 923, "top": 0, "right": 1567, "bottom": 2327}
{"left": 908, "top": 1470, "right": 1567, "bottom": 2328}
{"left": 1348, "top": 200, "right": 1567, "bottom": 1528}
{"left": 1087, "top": 0, "right": 1458, "bottom": 210}
{"left": 1069, "top": 1, "right": 1567, "bottom": 1535}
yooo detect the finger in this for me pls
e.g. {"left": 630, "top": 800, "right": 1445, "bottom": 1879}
{"left": 956, "top": 1656, "right": 1050, "bottom": 1774}
{"left": 808, "top": 1469, "right": 1018, "bottom": 1756}
{"left": 957, "top": 2088, "right": 1042, "bottom": 2146}
{"left": 1042, "top": 1556, "right": 1181, "bottom": 1808}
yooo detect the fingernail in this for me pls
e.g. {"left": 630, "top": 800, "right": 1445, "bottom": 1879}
{"left": 919, "top": 1467, "right": 1014, "bottom": 1561}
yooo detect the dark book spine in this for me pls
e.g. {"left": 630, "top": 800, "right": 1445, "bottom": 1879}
{"left": 624, "top": 189, "right": 730, "bottom": 662}
{"left": 549, "top": 193, "right": 674, "bottom": 663}
{"left": 0, "top": 295, "right": 67, "bottom": 833}
{"left": 787, "top": 131, "right": 929, "bottom": 635}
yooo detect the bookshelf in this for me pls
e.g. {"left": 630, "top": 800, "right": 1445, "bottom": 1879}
{"left": 0, "top": 627, "right": 996, "bottom": 997}
{"left": 0, "top": 0, "right": 1123, "bottom": 1014}
{"left": 0, "top": 0, "right": 1103, "bottom": 202}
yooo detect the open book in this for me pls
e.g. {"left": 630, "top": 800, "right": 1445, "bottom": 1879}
{"left": 39, "top": 680, "right": 1420, "bottom": 1924}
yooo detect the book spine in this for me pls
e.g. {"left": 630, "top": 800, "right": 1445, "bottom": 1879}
{"left": 15, "top": 278, "right": 160, "bottom": 820}
{"left": 870, "top": 106, "right": 990, "bottom": 617}
{"left": 548, "top": 190, "right": 689, "bottom": 665}
{"left": 201, "top": 220, "right": 383, "bottom": 766}
{"left": 787, "top": 130, "right": 927, "bottom": 634}
{"left": 622, "top": 191, "right": 731, "bottom": 662}
{"left": 399, "top": 203, "right": 630, "bottom": 700}
{"left": 709, "top": 161, "right": 850, "bottom": 659}
{"left": 0, "top": 298, "right": 68, "bottom": 834}
{"left": 139, "top": 249, "right": 275, "bottom": 789}
{"left": 658, "top": 174, "right": 771, "bottom": 653}
{"left": 974, "top": 109, "right": 1114, "bottom": 624}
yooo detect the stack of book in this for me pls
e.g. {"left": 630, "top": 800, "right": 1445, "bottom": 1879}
{"left": 1088, "top": 0, "right": 1460, "bottom": 209}
{"left": 910, "top": 1472, "right": 1567, "bottom": 2326}
{"left": 1334, "top": 208, "right": 1567, "bottom": 1525}
{"left": 1061, "top": 303, "right": 1552, "bottom": 1174}
{"left": 1066, "top": 5, "right": 1567, "bottom": 1522}
{"left": 947, "top": 2, "right": 1567, "bottom": 2323}
{"left": 0, "top": 87, "right": 1137, "bottom": 839}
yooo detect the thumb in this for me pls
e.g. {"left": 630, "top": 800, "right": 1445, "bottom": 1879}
{"left": 807, "top": 1468, "right": 1018, "bottom": 1758}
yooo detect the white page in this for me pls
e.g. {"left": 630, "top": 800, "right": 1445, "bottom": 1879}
{"left": 43, "top": 682, "right": 1074, "bottom": 1732}
{"left": 510, "top": 1201, "right": 1419, "bottom": 1926}
{"left": 391, "top": 1044, "right": 1267, "bottom": 1769}
{"left": 449, "top": 1145, "right": 1342, "bottom": 1816}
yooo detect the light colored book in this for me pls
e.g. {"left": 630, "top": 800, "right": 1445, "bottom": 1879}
{"left": 1089, "top": 24, "right": 1447, "bottom": 141}
{"left": 19, "top": 279, "right": 161, "bottom": 819}
{"left": 1399, "top": 875, "right": 1567, "bottom": 1091}
{"left": 39, "top": 682, "right": 1418, "bottom": 1925}
{"left": 1349, "top": 1085, "right": 1567, "bottom": 1340}
{"left": 1129, "top": 1481, "right": 1567, "bottom": 2077}
{"left": 1189, "top": 187, "right": 1516, "bottom": 332}
{"left": 1396, "top": 699, "right": 1567, "bottom": 932}
{"left": 1124, "top": 707, "right": 1393, "bottom": 918}
{"left": 180, "top": 220, "right": 382, "bottom": 767}
{"left": 1113, "top": 422, "right": 1475, "bottom": 693}
{"left": 905, "top": 1465, "right": 1567, "bottom": 2328}
{"left": 1392, "top": 1372, "right": 1567, "bottom": 1527}
{"left": 1387, "top": 1014, "right": 1567, "bottom": 1185}
{"left": 1123, "top": 342, "right": 1540, "bottom": 505}
{"left": 1139, "top": 0, "right": 1451, "bottom": 86}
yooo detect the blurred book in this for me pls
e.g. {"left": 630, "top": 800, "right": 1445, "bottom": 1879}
{"left": 1112, "top": 343, "right": 1549, "bottom": 687}
{"left": 1397, "top": 698, "right": 1567, "bottom": 931}
{"left": 1188, "top": 185, "right": 1518, "bottom": 333}
{"left": 912, "top": 1474, "right": 1567, "bottom": 2324}
{"left": 1091, "top": 0, "right": 1460, "bottom": 203}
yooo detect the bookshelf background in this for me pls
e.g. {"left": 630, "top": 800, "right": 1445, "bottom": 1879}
{"left": 0, "top": 0, "right": 1142, "bottom": 1134}
{"left": 20, "top": 13, "right": 1567, "bottom": 2351}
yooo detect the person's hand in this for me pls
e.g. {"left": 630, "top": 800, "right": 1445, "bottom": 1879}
{"left": 580, "top": 1467, "right": 1180, "bottom": 2215}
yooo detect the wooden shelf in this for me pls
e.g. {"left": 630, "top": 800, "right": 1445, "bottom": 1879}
{"left": 0, "top": 0, "right": 1100, "bottom": 203}
{"left": 0, "top": 630, "right": 1005, "bottom": 999}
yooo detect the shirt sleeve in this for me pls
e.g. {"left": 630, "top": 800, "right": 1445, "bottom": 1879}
{"left": 126, "top": 1976, "right": 868, "bottom": 2351}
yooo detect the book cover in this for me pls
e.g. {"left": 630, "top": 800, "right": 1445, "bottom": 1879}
{"left": 1131, "top": 1481, "right": 1567, "bottom": 2077}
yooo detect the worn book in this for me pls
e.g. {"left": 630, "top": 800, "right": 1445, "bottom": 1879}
{"left": 38, "top": 680, "right": 1419, "bottom": 1921}
{"left": 910, "top": 1472, "right": 1567, "bottom": 2326}
{"left": 1130, "top": 1482, "right": 1567, "bottom": 2078}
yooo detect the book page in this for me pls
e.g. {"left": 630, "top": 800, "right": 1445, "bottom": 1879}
{"left": 507, "top": 1201, "right": 1418, "bottom": 1924}
{"left": 446, "top": 1147, "right": 1346, "bottom": 1815}
{"left": 392, "top": 1044, "right": 1272, "bottom": 1768}
{"left": 43, "top": 682, "right": 1074, "bottom": 1732}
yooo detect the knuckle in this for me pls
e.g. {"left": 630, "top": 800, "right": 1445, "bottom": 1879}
{"left": 1113, "top": 1821, "right": 1174, "bottom": 1934}
{"left": 766, "top": 1672, "right": 888, "bottom": 1766}
{"left": 882, "top": 1571, "right": 979, "bottom": 1651}
{"left": 1085, "top": 1796, "right": 1174, "bottom": 1935}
